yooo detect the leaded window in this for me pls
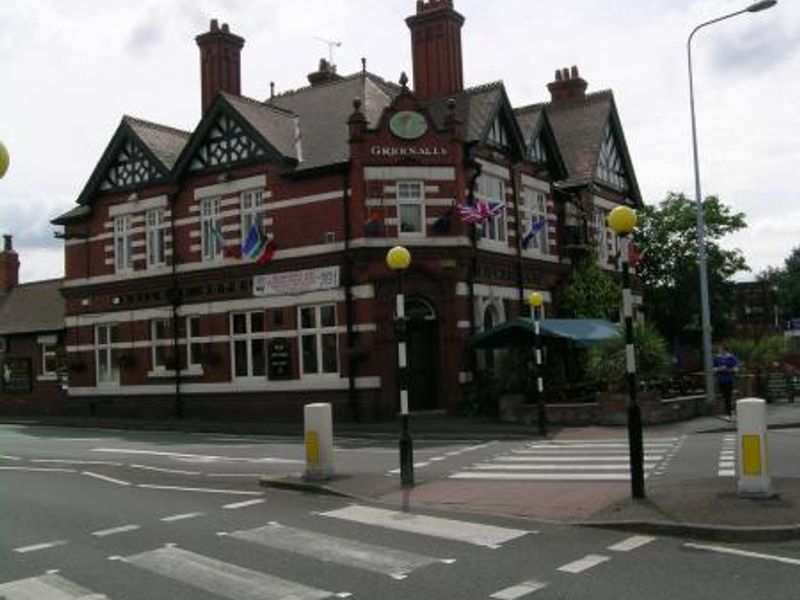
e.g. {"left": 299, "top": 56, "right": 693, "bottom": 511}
{"left": 200, "top": 198, "right": 222, "bottom": 262}
{"left": 100, "top": 139, "right": 161, "bottom": 191}
{"left": 114, "top": 215, "right": 134, "bottom": 272}
{"left": 397, "top": 181, "right": 424, "bottom": 236}
{"left": 596, "top": 125, "right": 629, "bottom": 191}
{"left": 189, "top": 114, "right": 266, "bottom": 171}
{"left": 146, "top": 209, "right": 166, "bottom": 268}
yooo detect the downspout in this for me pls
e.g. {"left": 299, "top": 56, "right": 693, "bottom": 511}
{"left": 511, "top": 165, "right": 525, "bottom": 312}
{"left": 168, "top": 185, "right": 183, "bottom": 419}
{"left": 465, "top": 158, "right": 481, "bottom": 378}
{"left": 342, "top": 166, "right": 359, "bottom": 422}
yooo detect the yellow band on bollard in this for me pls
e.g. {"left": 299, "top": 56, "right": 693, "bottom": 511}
{"left": 741, "top": 434, "right": 761, "bottom": 476}
{"left": 305, "top": 430, "right": 320, "bottom": 467}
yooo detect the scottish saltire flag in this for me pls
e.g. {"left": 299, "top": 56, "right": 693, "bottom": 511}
{"left": 521, "top": 219, "right": 546, "bottom": 249}
{"left": 457, "top": 201, "right": 503, "bottom": 223}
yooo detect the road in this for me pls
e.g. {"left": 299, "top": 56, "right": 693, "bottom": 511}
{"left": 1, "top": 423, "right": 798, "bottom": 599}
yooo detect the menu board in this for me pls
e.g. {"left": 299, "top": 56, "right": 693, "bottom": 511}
{"left": 1, "top": 358, "right": 32, "bottom": 393}
{"left": 267, "top": 338, "right": 292, "bottom": 380}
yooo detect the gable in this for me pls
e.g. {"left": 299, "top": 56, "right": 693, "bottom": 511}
{"left": 479, "top": 89, "right": 527, "bottom": 159}
{"left": 595, "top": 122, "right": 630, "bottom": 193}
{"left": 99, "top": 137, "right": 165, "bottom": 192}
{"left": 529, "top": 132, "right": 548, "bottom": 164}
{"left": 188, "top": 112, "right": 269, "bottom": 172}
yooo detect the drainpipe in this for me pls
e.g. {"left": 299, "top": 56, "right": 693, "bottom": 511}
{"left": 342, "top": 166, "right": 359, "bottom": 422}
{"left": 168, "top": 186, "right": 183, "bottom": 419}
{"left": 465, "top": 158, "right": 482, "bottom": 378}
{"left": 511, "top": 165, "right": 525, "bottom": 311}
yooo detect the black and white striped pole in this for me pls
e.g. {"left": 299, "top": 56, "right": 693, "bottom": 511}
{"left": 526, "top": 292, "right": 547, "bottom": 437}
{"left": 386, "top": 246, "right": 414, "bottom": 487}
{"left": 608, "top": 206, "right": 645, "bottom": 499}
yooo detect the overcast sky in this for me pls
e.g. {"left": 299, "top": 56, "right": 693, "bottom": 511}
{"left": 1, "top": 0, "right": 797, "bottom": 283}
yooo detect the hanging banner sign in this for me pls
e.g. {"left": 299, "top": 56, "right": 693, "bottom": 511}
{"left": 253, "top": 266, "right": 340, "bottom": 297}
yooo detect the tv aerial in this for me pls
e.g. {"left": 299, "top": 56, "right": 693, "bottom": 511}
{"left": 314, "top": 36, "right": 342, "bottom": 65}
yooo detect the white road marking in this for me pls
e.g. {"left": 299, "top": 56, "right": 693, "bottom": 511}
{"left": 82, "top": 471, "right": 131, "bottom": 486}
{"left": 490, "top": 579, "right": 548, "bottom": 599}
{"left": 92, "top": 524, "right": 140, "bottom": 537}
{"left": 387, "top": 461, "right": 431, "bottom": 474}
{"left": 548, "top": 437, "right": 680, "bottom": 443}
{"left": 223, "top": 498, "right": 266, "bottom": 509}
{"left": 608, "top": 535, "right": 656, "bottom": 552}
{"left": 14, "top": 540, "right": 68, "bottom": 553}
{"left": 0, "top": 573, "right": 110, "bottom": 599}
{"left": 93, "top": 448, "right": 302, "bottom": 464}
{"left": 129, "top": 463, "right": 201, "bottom": 475}
{"left": 0, "top": 454, "right": 21, "bottom": 460}
{"left": 32, "top": 459, "right": 123, "bottom": 466}
{"left": 685, "top": 543, "right": 800, "bottom": 566}
{"left": 471, "top": 464, "right": 655, "bottom": 471}
{"left": 451, "top": 472, "right": 632, "bottom": 481}
{"left": 320, "top": 505, "right": 532, "bottom": 548}
{"left": 557, "top": 554, "right": 611, "bottom": 574}
{"left": 123, "top": 545, "right": 335, "bottom": 599}
{"left": 160, "top": 512, "right": 205, "bottom": 522}
{"left": 207, "top": 472, "right": 263, "bottom": 478}
{"left": 0, "top": 466, "right": 77, "bottom": 473}
{"left": 497, "top": 456, "right": 659, "bottom": 462}
{"left": 230, "top": 522, "right": 440, "bottom": 578}
{"left": 137, "top": 484, "right": 262, "bottom": 495}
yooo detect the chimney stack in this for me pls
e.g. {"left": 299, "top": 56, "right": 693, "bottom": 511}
{"left": 196, "top": 19, "right": 245, "bottom": 114}
{"left": 0, "top": 235, "right": 20, "bottom": 292}
{"left": 406, "top": 0, "right": 465, "bottom": 100}
{"left": 307, "top": 59, "right": 343, "bottom": 87}
{"left": 547, "top": 65, "right": 588, "bottom": 103}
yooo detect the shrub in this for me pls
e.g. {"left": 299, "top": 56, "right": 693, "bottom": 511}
{"left": 587, "top": 322, "right": 669, "bottom": 391}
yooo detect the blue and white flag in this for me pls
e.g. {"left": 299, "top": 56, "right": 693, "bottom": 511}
{"left": 522, "top": 219, "right": 546, "bottom": 249}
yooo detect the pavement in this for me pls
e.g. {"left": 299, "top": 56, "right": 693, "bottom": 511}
{"left": 261, "top": 400, "right": 800, "bottom": 542}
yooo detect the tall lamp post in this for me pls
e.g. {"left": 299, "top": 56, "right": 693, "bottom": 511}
{"left": 526, "top": 292, "right": 547, "bottom": 437}
{"left": 688, "top": 0, "right": 777, "bottom": 412}
{"left": 608, "top": 206, "right": 644, "bottom": 499}
{"left": 386, "top": 245, "right": 414, "bottom": 487}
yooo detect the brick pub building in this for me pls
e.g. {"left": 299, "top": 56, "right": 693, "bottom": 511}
{"left": 52, "top": 0, "right": 642, "bottom": 421}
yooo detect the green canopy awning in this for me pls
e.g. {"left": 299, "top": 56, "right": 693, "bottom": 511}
{"left": 470, "top": 317, "right": 619, "bottom": 349}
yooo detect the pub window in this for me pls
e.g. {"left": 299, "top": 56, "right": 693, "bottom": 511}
{"left": 40, "top": 341, "right": 58, "bottom": 377}
{"left": 146, "top": 208, "right": 166, "bottom": 268}
{"left": 200, "top": 197, "right": 222, "bottom": 261}
{"left": 96, "top": 324, "right": 119, "bottom": 385}
{"left": 476, "top": 174, "right": 506, "bottom": 243}
{"left": 397, "top": 181, "right": 424, "bottom": 236}
{"left": 231, "top": 311, "right": 266, "bottom": 378}
{"left": 521, "top": 189, "right": 549, "bottom": 254}
{"left": 114, "top": 215, "right": 134, "bottom": 272}
{"left": 151, "top": 318, "right": 172, "bottom": 370}
{"left": 240, "top": 189, "right": 265, "bottom": 240}
{"left": 298, "top": 304, "right": 338, "bottom": 376}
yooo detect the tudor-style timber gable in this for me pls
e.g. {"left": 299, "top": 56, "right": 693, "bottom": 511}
{"left": 99, "top": 138, "right": 163, "bottom": 191}
{"left": 595, "top": 123, "right": 629, "bottom": 192}
{"left": 189, "top": 112, "right": 267, "bottom": 171}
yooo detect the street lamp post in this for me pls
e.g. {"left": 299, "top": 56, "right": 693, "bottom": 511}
{"left": 608, "top": 206, "right": 645, "bottom": 499}
{"left": 688, "top": 0, "right": 778, "bottom": 412}
{"left": 527, "top": 292, "right": 547, "bottom": 437}
{"left": 386, "top": 245, "right": 414, "bottom": 487}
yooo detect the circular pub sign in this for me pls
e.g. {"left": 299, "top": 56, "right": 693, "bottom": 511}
{"left": 389, "top": 111, "right": 428, "bottom": 140}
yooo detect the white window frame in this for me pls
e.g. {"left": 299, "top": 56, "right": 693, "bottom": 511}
{"left": 230, "top": 311, "right": 266, "bottom": 379}
{"left": 114, "top": 215, "right": 134, "bottom": 272}
{"left": 96, "top": 324, "right": 119, "bottom": 386}
{"left": 146, "top": 208, "right": 166, "bottom": 268}
{"left": 521, "top": 188, "right": 549, "bottom": 255}
{"left": 240, "top": 189, "right": 266, "bottom": 242}
{"left": 185, "top": 315, "right": 202, "bottom": 370}
{"left": 150, "top": 318, "right": 172, "bottom": 371}
{"left": 200, "top": 197, "right": 222, "bottom": 262}
{"left": 298, "top": 304, "right": 339, "bottom": 377}
{"left": 476, "top": 174, "right": 506, "bottom": 243}
{"left": 40, "top": 340, "right": 58, "bottom": 379}
{"left": 397, "top": 181, "right": 425, "bottom": 237}
{"left": 595, "top": 207, "right": 612, "bottom": 264}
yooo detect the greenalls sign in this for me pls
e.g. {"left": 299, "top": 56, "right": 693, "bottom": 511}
{"left": 370, "top": 145, "right": 448, "bottom": 158}
{"left": 389, "top": 111, "right": 428, "bottom": 140}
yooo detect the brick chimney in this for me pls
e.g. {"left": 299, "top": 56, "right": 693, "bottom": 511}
{"left": 195, "top": 19, "right": 245, "bottom": 114}
{"left": 0, "top": 235, "right": 20, "bottom": 293}
{"left": 547, "top": 66, "right": 588, "bottom": 103}
{"left": 406, "top": 0, "right": 465, "bottom": 100}
{"left": 307, "top": 59, "right": 343, "bottom": 87}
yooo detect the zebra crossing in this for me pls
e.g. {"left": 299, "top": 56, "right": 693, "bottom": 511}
{"left": 0, "top": 503, "right": 537, "bottom": 600}
{"left": 718, "top": 434, "right": 736, "bottom": 477}
{"left": 449, "top": 437, "right": 684, "bottom": 482}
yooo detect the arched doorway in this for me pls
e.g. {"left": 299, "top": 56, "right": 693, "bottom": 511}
{"left": 405, "top": 296, "right": 440, "bottom": 411}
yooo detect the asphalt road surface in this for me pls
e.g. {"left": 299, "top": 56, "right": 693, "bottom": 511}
{"left": 1, "top": 423, "right": 798, "bottom": 599}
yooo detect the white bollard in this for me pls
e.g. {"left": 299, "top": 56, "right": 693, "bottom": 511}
{"left": 736, "top": 398, "right": 772, "bottom": 498}
{"left": 304, "top": 403, "right": 334, "bottom": 481}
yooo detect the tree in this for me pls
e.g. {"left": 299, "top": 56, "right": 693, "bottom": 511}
{"left": 761, "top": 245, "right": 800, "bottom": 321}
{"left": 635, "top": 193, "right": 749, "bottom": 344}
{"left": 560, "top": 259, "right": 620, "bottom": 320}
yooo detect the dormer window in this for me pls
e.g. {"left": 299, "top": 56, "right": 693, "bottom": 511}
{"left": 529, "top": 135, "right": 548, "bottom": 164}
{"left": 487, "top": 117, "right": 509, "bottom": 148}
{"left": 596, "top": 124, "right": 629, "bottom": 191}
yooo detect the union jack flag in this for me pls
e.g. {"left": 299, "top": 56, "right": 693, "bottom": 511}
{"left": 456, "top": 201, "right": 504, "bottom": 223}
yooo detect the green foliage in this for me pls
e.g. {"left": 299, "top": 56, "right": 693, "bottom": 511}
{"left": 494, "top": 349, "right": 530, "bottom": 393}
{"left": 635, "top": 193, "right": 749, "bottom": 342}
{"left": 561, "top": 259, "right": 620, "bottom": 320}
{"left": 725, "top": 336, "right": 788, "bottom": 374}
{"left": 460, "top": 372, "right": 498, "bottom": 417}
{"left": 760, "top": 246, "right": 800, "bottom": 321}
{"left": 586, "top": 322, "right": 670, "bottom": 390}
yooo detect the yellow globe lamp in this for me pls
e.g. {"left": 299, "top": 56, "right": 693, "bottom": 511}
{"left": 0, "top": 140, "right": 9, "bottom": 179}
{"left": 386, "top": 246, "right": 411, "bottom": 271}
{"left": 527, "top": 292, "right": 543, "bottom": 308}
{"left": 607, "top": 205, "right": 637, "bottom": 235}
